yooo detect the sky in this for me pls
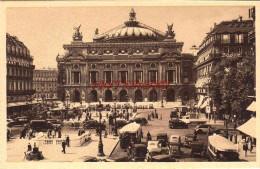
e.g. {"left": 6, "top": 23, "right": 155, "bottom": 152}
{"left": 6, "top": 6, "right": 251, "bottom": 69}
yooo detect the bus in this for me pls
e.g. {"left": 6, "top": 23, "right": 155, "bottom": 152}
{"left": 119, "top": 122, "right": 142, "bottom": 149}
{"left": 207, "top": 134, "right": 239, "bottom": 161}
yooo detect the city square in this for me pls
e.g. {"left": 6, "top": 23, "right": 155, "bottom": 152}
{"left": 5, "top": 6, "right": 256, "bottom": 163}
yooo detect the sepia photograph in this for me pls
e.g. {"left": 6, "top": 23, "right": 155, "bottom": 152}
{"left": 2, "top": 3, "right": 257, "bottom": 165}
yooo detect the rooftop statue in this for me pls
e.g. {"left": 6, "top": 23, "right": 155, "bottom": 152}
{"left": 95, "top": 28, "right": 99, "bottom": 35}
{"left": 73, "top": 25, "right": 83, "bottom": 41}
{"left": 129, "top": 8, "right": 136, "bottom": 21}
{"left": 165, "top": 23, "right": 175, "bottom": 39}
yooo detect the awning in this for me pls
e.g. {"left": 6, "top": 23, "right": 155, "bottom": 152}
{"left": 197, "top": 95, "right": 205, "bottom": 108}
{"left": 247, "top": 101, "right": 256, "bottom": 112}
{"left": 200, "top": 97, "right": 209, "bottom": 109}
{"left": 237, "top": 117, "right": 256, "bottom": 138}
{"left": 195, "top": 77, "right": 211, "bottom": 88}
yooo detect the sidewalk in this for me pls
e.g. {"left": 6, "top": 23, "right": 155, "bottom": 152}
{"left": 7, "top": 134, "right": 119, "bottom": 162}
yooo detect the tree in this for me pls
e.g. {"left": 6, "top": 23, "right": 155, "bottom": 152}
{"left": 208, "top": 53, "right": 255, "bottom": 120}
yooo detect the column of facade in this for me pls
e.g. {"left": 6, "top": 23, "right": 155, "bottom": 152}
{"left": 178, "top": 63, "right": 181, "bottom": 84}
{"left": 85, "top": 64, "right": 89, "bottom": 84}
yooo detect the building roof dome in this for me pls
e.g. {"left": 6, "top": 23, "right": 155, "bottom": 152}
{"left": 93, "top": 9, "right": 165, "bottom": 42}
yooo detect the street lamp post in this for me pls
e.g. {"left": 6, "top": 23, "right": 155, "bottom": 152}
{"left": 97, "top": 100, "right": 105, "bottom": 156}
{"left": 161, "top": 89, "right": 165, "bottom": 108}
{"left": 113, "top": 97, "right": 118, "bottom": 136}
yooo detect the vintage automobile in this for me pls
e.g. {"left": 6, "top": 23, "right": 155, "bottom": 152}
{"left": 83, "top": 156, "right": 98, "bottom": 162}
{"left": 168, "top": 135, "right": 181, "bottom": 157}
{"left": 194, "top": 124, "right": 214, "bottom": 134}
{"left": 115, "top": 119, "right": 128, "bottom": 128}
{"left": 29, "top": 120, "right": 54, "bottom": 132}
{"left": 83, "top": 120, "right": 106, "bottom": 130}
{"left": 106, "top": 155, "right": 129, "bottom": 162}
{"left": 183, "top": 134, "right": 197, "bottom": 147}
{"left": 190, "top": 141, "right": 205, "bottom": 157}
{"left": 25, "top": 146, "right": 44, "bottom": 161}
{"left": 157, "top": 133, "right": 168, "bottom": 147}
{"left": 134, "top": 117, "right": 148, "bottom": 125}
{"left": 169, "top": 119, "right": 188, "bottom": 129}
{"left": 127, "top": 144, "right": 147, "bottom": 162}
{"left": 146, "top": 154, "right": 177, "bottom": 162}
{"left": 147, "top": 141, "right": 162, "bottom": 154}
{"left": 46, "top": 119, "right": 63, "bottom": 128}
{"left": 214, "top": 128, "right": 240, "bottom": 137}
{"left": 7, "top": 116, "right": 29, "bottom": 127}
{"left": 119, "top": 123, "right": 142, "bottom": 149}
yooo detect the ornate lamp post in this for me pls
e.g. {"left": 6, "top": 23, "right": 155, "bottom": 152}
{"left": 65, "top": 94, "right": 70, "bottom": 121}
{"left": 97, "top": 99, "right": 105, "bottom": 156}
{"left": 113, "top": 97, "right": 118, "bottom": 136}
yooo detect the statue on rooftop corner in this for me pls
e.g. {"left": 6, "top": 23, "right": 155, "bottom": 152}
{"left": 165, "top": 23, "right": 175, "bottom": 39}
{"left": 95, "top": 28, "right": 99, "bottom": 35}
{"left": 129, "top": 8, "right": 136, "bottom": 21}
{"left": 73, "top": 25, "right": 83, "bottom": 41}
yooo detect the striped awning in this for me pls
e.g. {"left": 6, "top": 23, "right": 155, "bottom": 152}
{"left": 195, "top": 77, "right": 211, "bottom": 88}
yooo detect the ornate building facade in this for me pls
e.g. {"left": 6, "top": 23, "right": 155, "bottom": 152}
{"left": 57, "top": 9, "right": 195, "bottom": 105}
{"left": 6, "top": 33, "right": 35, "bottom": 116}
{"left": 33, "top": 69, "right": 58, "bottom": 101}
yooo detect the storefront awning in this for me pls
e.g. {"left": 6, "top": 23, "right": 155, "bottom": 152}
{"left": 247, "top": 101, "right": 256, "bottom": 112}
{"left": 195, "top": 77, "right": 211, "bottom": 88}
{"left": 237, "top": 117, "right": 256, "bottom": 138}
{"left": 200, "top": 97, "right": 209, "bottom": 109}
{"left": 197, "top": 95, "right": 205, "bottom": 108}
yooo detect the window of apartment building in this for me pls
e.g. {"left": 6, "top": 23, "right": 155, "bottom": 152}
{"left": 166, "top": 70, "right": 176, "bottom": 83}
{"left": 104, "top": 71, "right": 112, "bottom": 83}
{"left": 221, "top": 34, "right": 230, "bottom": 44}
{"left": 134, "top": 71, "right": 143, "bottom": 82}
{"left": 235, "top": 34, "right": 244, "bottom": 43}
{"left": 119, "top": 71, "right": 128, "bottom": 83}
{"left": 236, "top": 47, "right": 243, "bottom": 53}
{"left": 223, "top": 47, "right": 230, "bottom": 53}
{"left": 149, "top": 71, "right": 157, "bottom": 82}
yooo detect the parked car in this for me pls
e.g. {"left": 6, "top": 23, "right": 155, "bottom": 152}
{"left": 157, "top": 133, "right": 168, "bottom": 147}
{"left": 106, "top": 155, "right": 129, "bottom": 162}
{"left": 190, "top": 141, "right": 205, "bottom": 157}
{"left": 183, "top": 134, "right": 197, "bottom": 147}
{"left": 127, "top": 144, "right": 147, "bottom": 162}
{"left": 115, "top": 119, "right": 128, "bottom": 128}
{"left": 194, "top": 124, "right": 214, "bottom": 134}
{"left": 146, "top": 154, "right": 177, "bottom": 162}
{"left": 168, "top": 135, "right": 181, "bottom": 157}
{"left": 147, "top": 141, "right": 162, "bottom": 154}
{"left": 169, "top": 119, "right": 188, "bottom": 129}
{"left": 214, "top": 128, "right": 239, "bottom": 137}
{"left": 7, "top": 116, "right": 29, "bottom": 127}
{"left": 83, "top": 156, "right": 98, "bottom": 162}
{"left": 134, "top": 117, "right": 148, "bottom": 125}
{"left": 46, "top": 119, "right": 63, "bottom": 128}
{"left": 83, "top": 120, "right": 106, "bottom": 130}
{"left": 29, "top": 120, "right": 54, "bottom": 132}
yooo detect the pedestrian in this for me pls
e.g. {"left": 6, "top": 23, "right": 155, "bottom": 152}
{"left": 66, "top": 135, "right": 70, "bottom": 147}
{"left": 229, "top": 134, "right": 233, "bottom": 142}
{"left": 160, "top": 114, "right": 162, "bottom": 121}
{"left": 152, "top": 112, "right": 154, "bottom": 118}
{"left": 7, "top": 129, "right": 10, "bottom": 141}
{"left": 234, "top": 133, "right": 238, "bottom": 144}
{"left": 243, "top": 142, "right": 248, "bottom": 157}
{"left": 52, "top": 130, "right": 55, "bottom": 138}
{"left": 78, "top": 129, "right": 81, "bottom": 136}
{"left": 140, "top": 129, "right": 143, "bottom": 138}
{"left": 249, "top": 137, "right": 253, "bottom": 152}
{"left": 104, "top": 129, "right": 108, "bottom": 138}
{"left": 61, "top": 141, "right": 66, "bottom": 154}
{"left": 147, "top": 131, "right": 152, "bottom": 142}
{"left": 27, "top": 143, "right": 32, "bottom": 152}
{"left": 58, "top": 129, "right": 62, "bottom": 138}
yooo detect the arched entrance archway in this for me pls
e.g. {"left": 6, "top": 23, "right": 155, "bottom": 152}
{"left": 150, "top": 89, "right": 157, "bottom": 102}
{"left": 73, "top": 90, "right": 81, "bottom": 102}
{"left": 105, "top": 90, "right": 113, "bottom": 102}
{"left": 166, "top": 89, "right": 175, "bottom": 102}
{"left": 90, "top": 90, "right": 98, "bottom": 102}
{"left": 135, "top": 90, "right": 143, "bottom": 102}
{"left": 120, "top": 90, "right": 128, "bottom": 102}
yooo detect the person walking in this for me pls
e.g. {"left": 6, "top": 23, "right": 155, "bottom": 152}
{"left": 140, "top": 129, "right": 143, "bottom": 139}
{"left": 66, "top": 135, "right": 70, "bottom": 147}
{"left": 243, "top": 142, "right": 248, "bottom": 157}
{"left": 58, "top": 129, "right": 62, "bottom": 138}
{"left": 52, "top": 130, "right": 55, "bottom": 138}
{"left": 27, "top": 143, "right": 32, "bottom": 152}
{"left": 61, "top": 141, "right": 66, "bottom": 154}
{"left": 234, "top": 133, "right": 238, "bottom": 144}
{"left": 147, "top": 131, "right": 152, "bottom": 142}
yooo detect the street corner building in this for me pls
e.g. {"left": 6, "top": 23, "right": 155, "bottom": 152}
{"left": 56, "top": 9, "right": 196, "bottom": 107}
{"left": 6, "top": 33, "right": 36, "bottom": 117}
{"left": 194, "top": 16, "right": 255, "bottom": 116}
